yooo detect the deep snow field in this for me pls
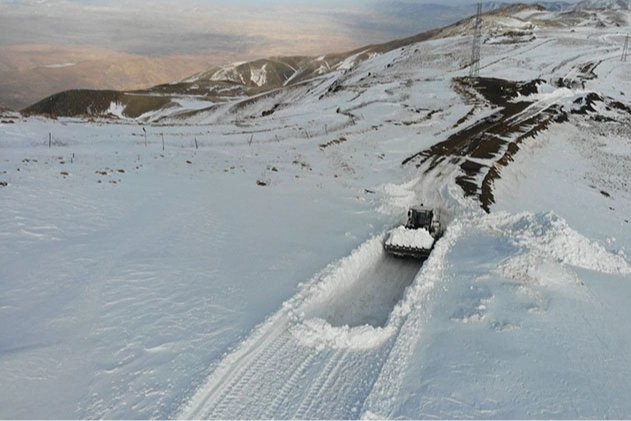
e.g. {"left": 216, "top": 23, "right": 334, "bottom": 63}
{"left": 2, "top": 7, "right": 631, "bottom": 419}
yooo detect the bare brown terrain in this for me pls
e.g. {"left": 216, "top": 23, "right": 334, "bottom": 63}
{"left": 22, "top": 25, "right": 450, "bottom": 119}
{"left": 13, "top": 2, "right": 549, "bottom": 119}
{"left": 0, "top": 45, "right": 214, "bottom": 110}
{"left": 403, "top": 75, "right": 631, "bottom": 212}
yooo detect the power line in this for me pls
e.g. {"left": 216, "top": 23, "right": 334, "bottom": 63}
{"left": 469, "top": 3, "right": 483, "bottom": 79}
{"left": 471, "top": 3, "right": 482, "bottom": 76}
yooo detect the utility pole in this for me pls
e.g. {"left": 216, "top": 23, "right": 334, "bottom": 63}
{"left": 622, "top": 33, "right": 629, "bottom": 62}
{"left": 469, "top": 3, "right": 483, "bottom": 79}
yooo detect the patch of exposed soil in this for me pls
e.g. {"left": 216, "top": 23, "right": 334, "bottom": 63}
{"left": 404, "top": 76, "right": 631, "bottom": 212}
{"left": 319, "top": 137, "right": 347, "bottom": 149}
{"left": 23, "top": 90, "right": 173, "bottom": 118}
{"left": 403, "top": 77, "right": 560, "bottom": 212}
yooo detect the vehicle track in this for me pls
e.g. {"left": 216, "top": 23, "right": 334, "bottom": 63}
{"left": 178, "top": 238, "right": 425, "bottom": 420}
{"left": 292, "top": 350, "right": 346, "bottom": 419}
{"left": 181, "top": 325, "right": 386, "bottom": 419}
{"left": 181, "top": 320, "right": 291, "bottom": 419}
{"left": 261, "top": 351, "right": 317, "bottom": 419}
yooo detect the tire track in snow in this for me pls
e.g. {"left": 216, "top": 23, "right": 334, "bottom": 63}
{"left": 293, "top": 350, "right": 346, "bottom": 419}
{"left": 314, "top": 346, "right": 398, "bottom": 419}
{"left": 179, "top": 314, "right": 370, "bottom": 420}
{"left": 261, "top": 351, "right": 318, "bottom": 419}
{"left": 179, "top": 237, "right": 426, "bottom": 419}
{"left": 183, "top": 323, "right": 291, "bottom": 419}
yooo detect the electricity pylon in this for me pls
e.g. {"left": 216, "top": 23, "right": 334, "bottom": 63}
{"left": 622, "top": 33, "right": 629, "bottom": 62}
{"left": 469, "top": 3, "right": 482, "bottom": 78}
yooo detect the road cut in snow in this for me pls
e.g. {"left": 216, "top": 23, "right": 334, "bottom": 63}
{"left": 286, "top": 235, "right": 424, "bottom": 350}
{"left": 362, "top": 211, "right": 631, "bottom": 420}
{"left": 384, "top": 226, "right": 435, "bottom": 249}
{"left": 178, "top": 233, "right": 427, "bottom": 419}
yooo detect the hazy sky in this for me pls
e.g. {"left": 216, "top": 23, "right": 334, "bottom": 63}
{"left": 0, "top": 0, "right": 581, "bottom": 61}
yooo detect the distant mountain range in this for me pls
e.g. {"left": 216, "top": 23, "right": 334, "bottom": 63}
{"left": 0, "top": 46, "right": 213, "bottom": 111}
{"left": 574, "top": 0, "right": 631, "bottom": 9}
{"left": 369, "top": 1, "right": 574, "bottom": 37}
{"left": 22, "top": 27, "right": 446, "bottom": 118}
{"left": 21, "top": 1, "right": 631, "bottom": 118}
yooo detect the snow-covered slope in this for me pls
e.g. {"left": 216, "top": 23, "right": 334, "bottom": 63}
{"left": 575, "top": 0, "right": 631, "bottom": 10}
{"left": 2, "top": 5, "right": 631, "bottom": 420}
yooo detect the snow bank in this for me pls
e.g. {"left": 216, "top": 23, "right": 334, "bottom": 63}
{"left": 288, "top": 221, "right": 454, "bottom": 352}
{"left": 385, "top": 226, "right": 435, "bottom": 249}
{"left": 376, "top": 178, "right": 421, "bottom": 216}
{"left": 290, "top": 318, "right": 394, "bottom": 352}
{"left": 485, "top": 211, "right": 631, "bottom": 274}
{"left": 286, "top": 236, "right": 400, "bottom": 350}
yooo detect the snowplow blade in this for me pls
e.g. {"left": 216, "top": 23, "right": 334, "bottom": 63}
{"left": 383, "top": 226, "right": 436, "bottom": 259}
{"left": 383, "top": 243, "right": 432, "bottom": 259}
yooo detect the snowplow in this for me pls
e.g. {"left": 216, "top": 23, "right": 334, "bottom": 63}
{"left": 384, "top": 206, "right": 442, "bottom": 259}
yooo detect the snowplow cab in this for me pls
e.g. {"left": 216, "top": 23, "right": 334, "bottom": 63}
{"left": 405, "top": 206, "right": 438, "bottom": 234}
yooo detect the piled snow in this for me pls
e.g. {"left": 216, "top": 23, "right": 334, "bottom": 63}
{"left": 360, "top": 221, "right": 464, "bottom": 419}
{"left": 486, "top": 211, "right": 631, "bottom": 275}
{"left": 286, "top": 236, "right": 411, "bottom": 350}
{"left": 362, "top": 212, "right": 631, "bottom": 419}
{"left": 385, "top": 226, "right": 435, "bottom": 249}
{"left": 376, "top": 178, "right": 421, "bottom": 216}
{"left": 290, "top": 318, "right": 393, "bottom": 351}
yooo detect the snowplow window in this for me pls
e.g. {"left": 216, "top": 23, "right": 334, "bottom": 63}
{"left": 414, "top": 211, "right": 432, "bottom": 227}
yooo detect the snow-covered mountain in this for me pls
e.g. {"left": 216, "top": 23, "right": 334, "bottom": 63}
{"left": 536, "top": 1, "right": 574, "bottom": 10}
{"left": 21, "top": 3, "right": 582, "bottom": 118}
{"left": 575, "top": 0, "right": 631, "bottom": 9}
{"left": 23, "top": 3, "right": 554, "bottom": 118}
{"left": 3, "top": 4, "right": 631, "bottom": 420}
{"left": 372, "top": 1, "right": 573, "bottom": 34}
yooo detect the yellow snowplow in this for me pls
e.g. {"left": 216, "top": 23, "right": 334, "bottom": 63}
{"left": 384, "top": 206, "right": 442, "bottom": 259}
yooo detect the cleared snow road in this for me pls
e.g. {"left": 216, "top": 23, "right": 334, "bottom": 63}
{"left": 179, "top": 238, "right": 425, "bottom": 419}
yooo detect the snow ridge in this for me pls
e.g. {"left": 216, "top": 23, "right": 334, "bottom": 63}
{"left": 486, "top": 211, "right": 631, "bottom": 275}
{"left": 575, "top": 0, "right": 631, "bottom": 10}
